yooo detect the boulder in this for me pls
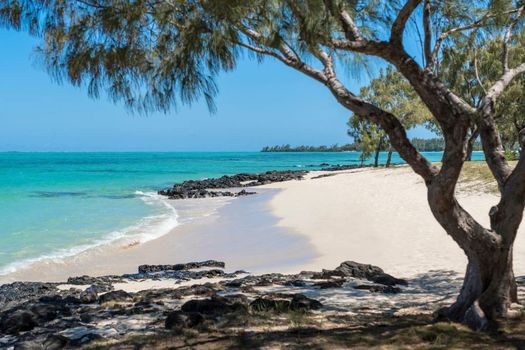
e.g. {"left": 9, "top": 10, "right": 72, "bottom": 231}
{"left": 290, "top": 294, "right": 323, "bottom": 311}
{"left": 180, "top": 295, "right": 247, "bottom": 315}
{"left": 79, "top": 289, "right": 98, "bottom": 304}
{"left": 0, "top": 309, "right": 38, "bottom": 334}
{"left": 138, "top": 260, "right": 225, "bottom": 274}
{"left": 29, "top": 303, "right": 70, "bottom": 322}
{"left": 326, "top": 261, "right": 408, "bottom": 286}
{"left": 354, "top": 284, "right": 401, "bottom": 294}
{"left": 0, "top": 282, "right": 58, "bottom": 310}
{"left": 313, "top": 279, "right": 345, "bottom": 289}
{"left": 369, "top": 273, "right": 408, "bottom": 286}
{"left": 43, "top": 335, "right": 69, "bottom": 350}
{"left": 250, "top": 298, "right": 291, "bottom": 312}
{"left": 98, "top": 290, "right": 132, "bottom": 304}
{"left": 334, "top": 261, "right": 384, "bottom": 279}
{"left": 250, "top": 294, "right": 322, "bottom": 312}
{"left": 13, "top": 340, "right": 42, "bottom": 350}
{"left": 165, "top": 311, "right": 205, "bottom": 330}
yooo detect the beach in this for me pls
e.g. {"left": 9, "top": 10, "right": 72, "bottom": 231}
{"left": 3, "top": 164, "right": 524, "bottom": 284}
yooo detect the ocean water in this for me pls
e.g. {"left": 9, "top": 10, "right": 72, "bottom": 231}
{"left": 0, "top": 151, "right": 484, "bottom": 275}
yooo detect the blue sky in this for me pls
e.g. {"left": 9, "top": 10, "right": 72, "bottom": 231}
{"left": 0, "top": 29, "right": 433, "bottom": 152}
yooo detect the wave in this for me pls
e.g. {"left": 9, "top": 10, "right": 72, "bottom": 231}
{"left": 0, "top": 191, "right": 179, "bottom": 276}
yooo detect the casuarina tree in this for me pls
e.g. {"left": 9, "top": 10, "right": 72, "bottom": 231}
{"left": 1, "top": 0, "right": 525, "bottom": 330}
{"left": 348, "top": 67, "right": 431, "bottom": 167}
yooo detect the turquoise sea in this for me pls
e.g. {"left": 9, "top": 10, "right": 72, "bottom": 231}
{"left": 0, "top": 151, "right": 484, "bottom": 275}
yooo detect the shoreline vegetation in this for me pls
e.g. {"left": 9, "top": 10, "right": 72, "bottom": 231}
{"left": 261, "top": 138, "right": 483, "bottom": 153}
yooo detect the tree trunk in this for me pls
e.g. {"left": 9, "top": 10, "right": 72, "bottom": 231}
{"left": 386, "top": 149, "right": 393, "bottom": 168}
{"left": 466, "top": 128, "right": 479, "bottom": 161}
{"left": 430, "top": 193, "right": 521, "bottom": 329}
{"left": 440, "top": 243, "right": 518, "bottom": 330}
{"left": 374, "top": 137, "right": 384, "bottom": 167}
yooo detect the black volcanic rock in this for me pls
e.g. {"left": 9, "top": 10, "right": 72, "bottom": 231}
{"left": 158, "top": 170, "right": 307, "bottom": 199}
{"left": 98, "top": 290, "right": 133, "bottom": 304}
{"left": 138, "top": 260, "right": 225, "bottom": 273}
{"left": 180, "top": 295, "right": 248, "bottom": 315}
{"left": 354, "top": 284, "right": 401, "bottom": 294}
{"left": 0, "top": 282, "right": 58, "bottom": 311}
{"left": 165, "top": 311, "right": 205, "bottom": 330}
{"left": 0, "top": 309, "right": 38, "bottom": 334}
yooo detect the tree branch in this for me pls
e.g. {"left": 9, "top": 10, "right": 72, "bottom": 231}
{"left": 321, "top": 75, "right": 438, "bottom": 182}
{"left": 474, "top": 49, "right": 487, "bottom": 95}
{"left": 390, "top": 0, "right": 422, "bottom": 47}
{"left": 234, "top": 29, "right": 328, "bottom": 85}
{"left": 323, "top": 0, "right": 362, "bottom": 41}
{"left": 479, "top": 59, "right": 525, "bottom": 188}
{"left": 423, "top": 0, "right": 432, "bottom": 65}
{"left": 502, "top": 5, "right": 524, "bottom": 72}
{"left": 485, "top": 63, "right": 525, "bottom": 102}
{"left": 428, "top": 7, "right": 523, "bottom": 70}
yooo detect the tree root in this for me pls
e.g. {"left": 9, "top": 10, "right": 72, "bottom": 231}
{"left": 463, "top": 301, "right": 488, "bottom": 331}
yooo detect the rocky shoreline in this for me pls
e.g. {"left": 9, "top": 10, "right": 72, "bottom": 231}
{"left": 157, "top": 165, "right": 391, "bottom": 200}
{"left": 158, "top": 170, "right": 308, "bottom": 199}
{"left": 0, "top": 260, "right": 411, "bottom": 349}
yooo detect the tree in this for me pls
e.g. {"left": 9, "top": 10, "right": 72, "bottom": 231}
{"left": 2, "top": 0, "right": 525, "bottom": 330}
{"left": 348, "top": 115, "right": 385, "bottom": 166}
{"left": 438, "top": 32, "right": 525, "bottom": 159}
{"left": 348, "top": 67, "right": 432, "bottom": 167}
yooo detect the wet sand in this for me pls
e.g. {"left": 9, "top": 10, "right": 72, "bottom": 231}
{"left": 1, "top": 189, "right": 316, "bottom": 283}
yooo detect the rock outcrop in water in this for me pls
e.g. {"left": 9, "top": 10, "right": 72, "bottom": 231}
{"left": 158, "top": 170, "right": 307, "bottom": 199}
{"left": 0, "top": 260, "right": 409, "bottom": 349}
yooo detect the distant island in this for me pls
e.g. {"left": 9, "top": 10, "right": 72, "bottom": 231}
{"left": 261, "top": 138, "right": 482, "bottom": 153}
{"left": 261, "top": 144, "right": 358, "bottom": 152}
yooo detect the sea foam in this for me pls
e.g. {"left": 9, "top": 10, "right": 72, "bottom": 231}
{"left": 0, "top": 191, "right": 179, "bottom": 276}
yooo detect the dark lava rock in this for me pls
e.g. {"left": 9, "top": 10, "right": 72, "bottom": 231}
{"left": 138, "top": 260, "right": 226, "bottom": 274}
{"left": 0, "top": 282, "right": 58, "bottom": 310}
{"left": 313, "top": 279, "right": 345, "bottom": 289}
{"left": 290, "top": 294, "right": 323, "bottom": 311}
{"left": 312, "top": 269, "right": 346, "bottom": 279}
{"left": 0, "top": 309, "right": 38, "bottom": 334}
{"left": 321, "top": 261, "right": 409, "bottom": 287}
{"left": 79, "top": 289, "right": 98, "bottom": 304}
{"left": 250, "top": 298, "right": 291, "bottom": 312}
{"left": 249, "top": 294, "right": 321, "bottom": 313}
{"left": 159, "top": 170, "right": 307, "bottom": 199}
{"left": 14, "top": 340, "right": 43, "bottom": 350}
{"left": 321, "top": 164, "right": 363, "bottom": 171}
{"left": 85, "top": 283, "right": 114, "bottom": 294}
{"left": 66, "top": 275, "right": 120, "bottom": 286}
{"left": 43, "top": 334, "right": 69, "bottom": 350}
{"left": 354, "top": 284, "right": 401, "bottom": 294}
{"left": 165, "top": 311, "right": 205, "bottom": 330}
{"left": 29, "top": 302, "right": 70, "bottom": 322}
{"left": 98, "top": 290, "right": 133, "bottom": 304}
{"left": 180, "top": 295, "right": 248, "bottom": 315}
{"left": 283, "top": 279, "right": 307, "bottom": 287}
{"left": 369, "top": 273, "right": 408, "bottom": 287}
{"left": 334, "top": 261, "right": 385, "bottom": 279}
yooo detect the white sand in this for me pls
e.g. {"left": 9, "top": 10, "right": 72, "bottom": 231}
{"left": 263, "top": 167, "right": 525, "bottom": 278}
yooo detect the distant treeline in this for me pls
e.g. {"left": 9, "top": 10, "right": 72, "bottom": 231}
{"left": 261, "top": 144, "right": 358, "bottom": 152}
{"left": 410, "top": 138, "right": 482, "bottom": 152}
{"left": 261, "top": 138, "right": 483, "bottom": 153}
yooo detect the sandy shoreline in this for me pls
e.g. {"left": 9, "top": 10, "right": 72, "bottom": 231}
{"left": 1, "top": 188, "right": 315, "bottom": 283}
{"left": 3, "top": 166, "right": 525, "bottom": 284}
